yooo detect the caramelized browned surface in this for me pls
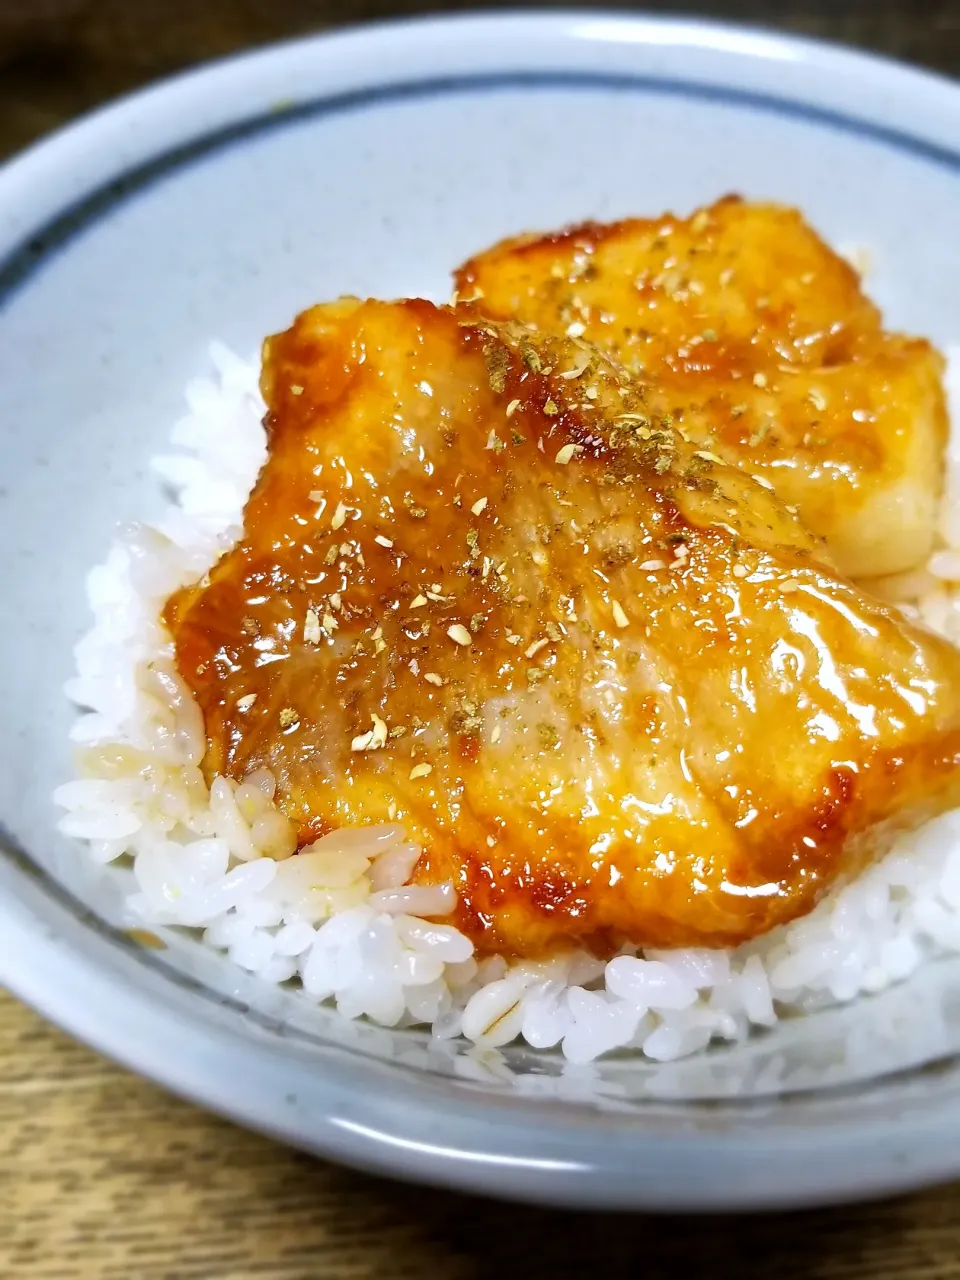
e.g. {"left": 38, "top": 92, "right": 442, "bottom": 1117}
{"left": 455, "top": 196, "right": 949, "bottom": 580}
{"left": 166, "top": 299, "right": 960, "bottom": 957}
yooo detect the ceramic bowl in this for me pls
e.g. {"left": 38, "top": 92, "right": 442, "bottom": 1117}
{"left": 2, "top": 12, "right": 960, "bottom": 1210}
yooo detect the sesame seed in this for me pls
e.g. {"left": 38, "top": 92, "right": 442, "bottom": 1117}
{"left": 331, "top": 502, "right": 347, "bottom": 530}
{"left": 560, "top": 354, "right": 592, "bottom": 381}
{"left": 351, "top": 714, "right": 389, "bottom": 752}
{"left": 410, "top": 594, "right": 428, "bottom": 608}
{"left": 752, "top": 474, "right": 774, "bottom": 491}
{"left": 236, "top": 694, "right": 257, "bottom": 712}
{"left": 424, "top": 672, "right": 445, "bottom": 687}
{"left": 304, "top": 609, "right": 322, "bottom": 644}
{"left": 471, "top": 498, "right": 488, "bottom": 515}
{"left": 506, "top": 399, "right": 521, "bottom": 418}
{"left": 491, "top": 725, "right": 501, "bottom": 744}
{"left": 525, "top": 638, "right": 549, "bottom": 658}
{"left": 374, "top": 535, "right": 394, "bottom": 548}
{"left": 640, "top": 559, "right": 666, "bottom": 571}
{"left": 409, "top": 763, "right": 433, "bottom": 780}
{"left": 388, "top": 802, "right": 397, "bottom": 821}
{"left": 694, "top": 450, "right": 723, "bottom": 464}
{"left": 447, "top": 623, "right": 473, "bottom": 647}
{"left": 611, "top": 600, "right": 629, "bottom": 628}
{"left": 555, "top": 443, "right": 582, "bottom": 465}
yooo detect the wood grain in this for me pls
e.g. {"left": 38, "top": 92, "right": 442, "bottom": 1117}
{"left": 5, "top": 988, "right": 960, "bottom": 1280}
{"left": 0, "top": 0, "right": 958, "bottom": 160}
{"left": 1, "top": 1, "right": 959, "bottom": 1275}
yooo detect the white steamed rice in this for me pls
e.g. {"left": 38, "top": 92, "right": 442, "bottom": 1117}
{"left": 54, "top": 341, "right": 960, "bottom": 1065}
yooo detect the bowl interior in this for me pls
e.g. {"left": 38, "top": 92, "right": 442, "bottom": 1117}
{"left": 3, "top": 16, "right": 960, "bottom": 1129}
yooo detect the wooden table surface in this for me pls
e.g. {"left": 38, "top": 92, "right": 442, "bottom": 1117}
{"left": 2, "top": 2, "right": 959, "bottom": 1276}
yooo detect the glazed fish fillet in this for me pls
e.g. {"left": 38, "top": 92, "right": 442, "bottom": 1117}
{"left": 165, "top": 299, "right": 960, "bottom": 957}
{"left": 455, "top": 196, "right": 949, "bottom": 580}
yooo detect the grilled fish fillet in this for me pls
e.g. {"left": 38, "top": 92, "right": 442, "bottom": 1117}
{"left": 455, "top": 196, "right": 949, "bottom": 580}
{"left": 165, "top": 298, "right": 960, "bottom": 957}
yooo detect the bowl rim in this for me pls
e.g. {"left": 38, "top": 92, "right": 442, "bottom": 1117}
{"left": 2, "top": 8, "right": 960, "bottom": 1211}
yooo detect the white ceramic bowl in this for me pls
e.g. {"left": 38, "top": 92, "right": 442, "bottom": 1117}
{"left": 2, "top": 12, "right": 960, "bottom": 1210}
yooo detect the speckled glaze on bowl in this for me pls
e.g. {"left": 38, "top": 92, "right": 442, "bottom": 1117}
{"left": 2, "top": 12, "right": 960, "bottom": 1211}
